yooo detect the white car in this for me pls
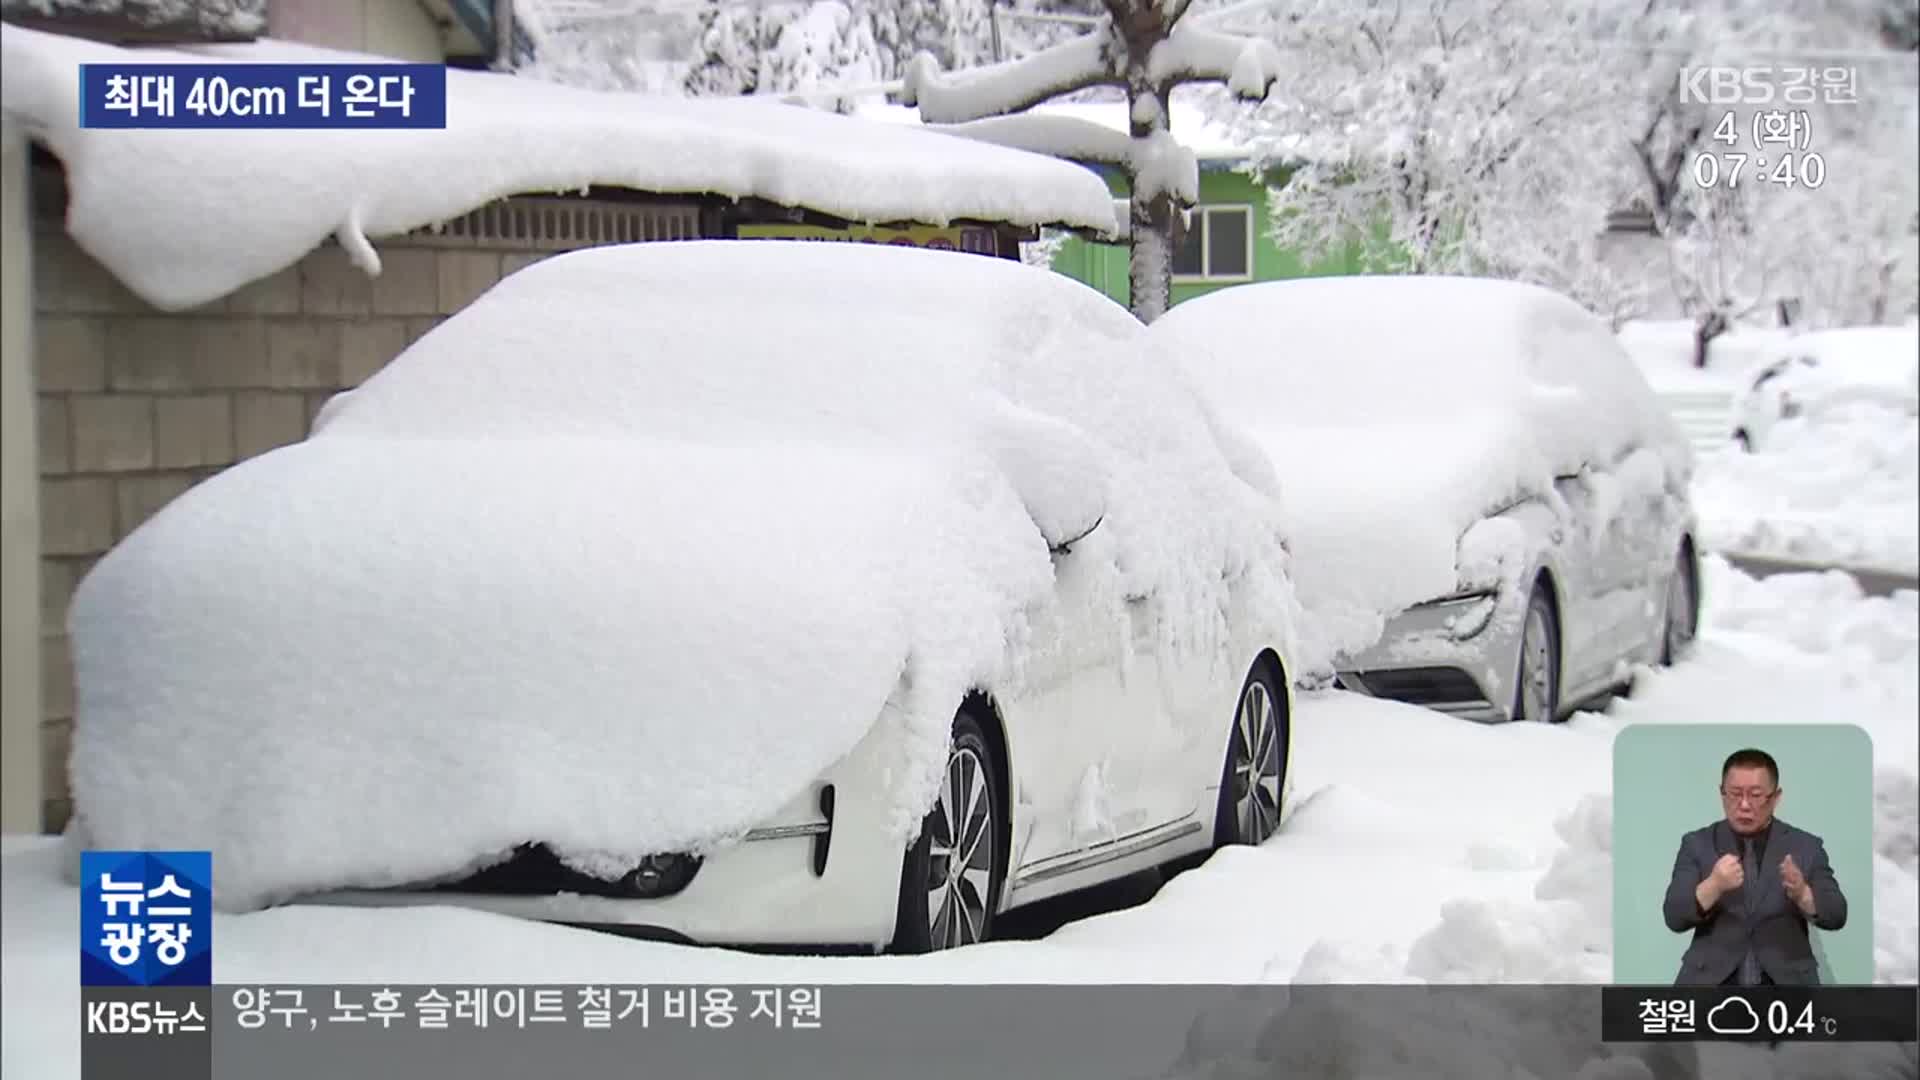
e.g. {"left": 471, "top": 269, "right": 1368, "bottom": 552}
{"left": 64, "top": 241, "right": 1299, "bottom": 953}
{"left": 1729, "top": 326, "right": 1920, "bottom": 451}
{"left": 1152, "top": 276, "right": 1700, "bottom": 724}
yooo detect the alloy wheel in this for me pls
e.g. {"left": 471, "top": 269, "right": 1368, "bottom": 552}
{"left": 1665, "top": 557, "right": 1697, "bottom": 661}
{"left": 924, "top": 746, "right": 994, "bottom": 949}
{"left": 1519, "top": 601, "right": 1558, "bottom": 722}
{"left": 1230, "top": 680, "right": 1283, "bottom": 843}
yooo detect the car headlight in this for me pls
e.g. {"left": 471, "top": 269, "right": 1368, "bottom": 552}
{"left": 1413, "top": 588, "right": 1500, "bottom": 640}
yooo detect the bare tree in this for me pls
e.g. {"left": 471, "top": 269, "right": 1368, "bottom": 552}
{"left": 898, "top": 1, "right": 1282, "bottom": 322}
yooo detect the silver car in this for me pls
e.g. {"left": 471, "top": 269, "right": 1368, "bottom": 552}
{"left": 1152, "top": 275, "right": 1702, "bottom": 723}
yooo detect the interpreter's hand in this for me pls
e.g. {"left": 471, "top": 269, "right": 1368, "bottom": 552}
{"left": 1708, "top": 853, "right": 1745, "bottom": 892}
{"left": 1781, "top": 854, "right": 1816, "bottom": 915}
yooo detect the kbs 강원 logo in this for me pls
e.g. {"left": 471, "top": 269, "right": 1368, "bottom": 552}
{"left": 80, "top": 851, "right": 211, "bottom": 986}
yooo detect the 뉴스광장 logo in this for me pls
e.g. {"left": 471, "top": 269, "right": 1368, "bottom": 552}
{"left": 80, "top": 851, "right": 212, "bottom": 986}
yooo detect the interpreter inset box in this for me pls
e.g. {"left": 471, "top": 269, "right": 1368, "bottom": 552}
{"left": 1612, "top": 724, "right": 1873, "bottom": 986}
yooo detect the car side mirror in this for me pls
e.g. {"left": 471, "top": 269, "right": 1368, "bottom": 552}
{"left": 1049, "top": 514, "right": 1103, "bottom": 556}
{"left": 985, "top": 403, "right": 1111, "bottom": 556}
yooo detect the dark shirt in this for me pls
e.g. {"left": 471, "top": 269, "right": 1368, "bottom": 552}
{"left": 1731, "top": 823, "right": 1774, "bottom": 986}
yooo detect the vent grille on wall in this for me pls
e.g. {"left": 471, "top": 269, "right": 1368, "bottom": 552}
{"left": 409, "top": 196, "right": 704, "bottom": 251}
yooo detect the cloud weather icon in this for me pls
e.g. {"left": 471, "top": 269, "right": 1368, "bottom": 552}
{"left": 1707, "top": 996, "right": 1762, "bottom": 1035}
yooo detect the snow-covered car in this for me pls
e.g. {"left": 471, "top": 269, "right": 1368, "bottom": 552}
{"left": 1729, "top": 326, "right": 1920, "bottom": 451}
{"left": 1151, "top": 276, "right": 1700, "bottom": 724}
{"left": 63, "top": 241, "right": 1301, "bottom": 954}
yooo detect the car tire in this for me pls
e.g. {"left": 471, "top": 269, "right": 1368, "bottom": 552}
{"left": 1659, "top": 546, "right": 1699, "bottom": 666}
{"left": 1214, "top": 660, "right": 1289, "bottom": 847}
{"left": 890, "top": 707, "right": 1003, "bottom": 954}
{"left": 1511, "top": 583, "right": 1562, "bottom": 723}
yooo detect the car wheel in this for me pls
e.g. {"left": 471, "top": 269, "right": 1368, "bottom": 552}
{"left": 890, "top": 708, "right": 1002, "bottom": 954}
{"left": 1512, "top": 583, "right": 1562, "bottom": 723}
{"left": 1660, "top": 547, "right": 1699, "bottom": 666}
{"left": 1214, "top": 661, "right": 1289, "bottom": 847}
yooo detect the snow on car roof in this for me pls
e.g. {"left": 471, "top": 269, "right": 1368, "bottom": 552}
{"left": 1155, "top": 275, "right": 1646, "bottom": 428}
{"left": 0, "top": 23, "right": 1120, "bottom": 311}
{"left": 317, "top": 239, "right": 1139, "bottom": 447}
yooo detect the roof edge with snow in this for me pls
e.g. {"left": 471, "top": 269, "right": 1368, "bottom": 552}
{"left": 0, "top": 24, "right": 1123, "bottom": 310}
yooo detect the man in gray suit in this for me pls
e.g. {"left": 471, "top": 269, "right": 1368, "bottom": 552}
{"left": 1663, "top": 748, "right": 1848, "bottom": 986}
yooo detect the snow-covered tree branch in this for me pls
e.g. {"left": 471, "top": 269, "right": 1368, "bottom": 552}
{"left": 898, "top": 32, "right": 1120, "bottom": 121}
{"left": 925, "top": 113, "right": 1138, "bottom": 165}
{"left": 901, "top": 2, "right": 1280, "bottom": 322}
{"left": 682, "top": 1, "right": 885, "bottom": 110}
{"left": 1223, "top": 0, "right": 1619, "bottom": 298}
{"left": 1603, "top": 0, "right": 1917, "bottom": 362}
{"left": 1144, "top": 26, "right": 1282, "bottom": 91}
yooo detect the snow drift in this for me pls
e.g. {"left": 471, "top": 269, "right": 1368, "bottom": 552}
{"left": 64, "top": 242, "right": 1300, "bottom": 911}
{"left": 1702, "top": 325, "right": 1920, "bottom": 576}
{"left": 1765, "top": 327, "right": 1920, "bottom": 413}
{"left": 1696, "top": 406, "right": 1920, "bottom": 577}
{"left": 1151, "top": 276, "right": 1692, "bottom": 661}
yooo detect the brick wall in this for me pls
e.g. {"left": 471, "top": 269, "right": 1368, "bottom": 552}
{"left": 31, "top": 209, "right": 569, "bottom": 831}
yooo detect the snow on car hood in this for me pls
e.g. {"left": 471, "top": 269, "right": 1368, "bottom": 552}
{"left": 66, "top": 437, "right": 1058, "bottom": 911}
{"left": 1235, "top": 422, "right": 1535, "bottom": 654}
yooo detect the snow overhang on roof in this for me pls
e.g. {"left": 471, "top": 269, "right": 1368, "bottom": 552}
{"left": 0, "top": 24, "right": 1121, "bottom": 311}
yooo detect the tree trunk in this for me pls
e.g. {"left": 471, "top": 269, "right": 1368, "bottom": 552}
{"left": 1125, "top": 82, "right": 1177, "bottom": 324}
{"left": 1870, "top": 261, "right": 1892, "bottom": 324}
{"left": 1692, "top": 309, "right": 1728, "bottom": 368}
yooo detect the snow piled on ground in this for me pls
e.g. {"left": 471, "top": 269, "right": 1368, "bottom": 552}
{"left": 1616, "top": 320, "right": 1791, "bottom": 395}
{"left": 8, "top": 560, "right": 1912, "bottom": 1076}
{"left": 62, "top": 242, "right": 1301, "bottom": 913}
{"left": 1692, "top": 407, "right": 1920, "bottom": 578}
{"left": 0, "top": 24, "right": 1117, "bottom": 311}
{"left": 1153, "top": 276, "right": 1691, "bottom": 662}
{"left": 1621, "top": 320, "right": 1920, "bottom": 578}
{"left": 1158, "top": 558, "right": 1919, "bottom": 1078}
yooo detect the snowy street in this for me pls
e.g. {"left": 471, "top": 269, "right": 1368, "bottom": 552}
{"left": 7, "top": 558, "right": 1915, "bottom": 1074}
{"left": 1723, "top": 552, "right": 1918, "bottom": 598}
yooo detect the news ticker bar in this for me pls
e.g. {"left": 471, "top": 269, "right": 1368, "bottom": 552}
{"left": 81, "top": 984, "right": 1919, "bottom": 1080}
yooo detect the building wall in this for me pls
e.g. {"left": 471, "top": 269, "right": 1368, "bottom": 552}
{"left": 2, "top": 116, "right": 42, "bottom": 833}
{"left": 27, "top": 169, "right": 701, "bottom": 831}
{"left": 1597, "top": 228, "right": 1687, "bottom": 321}
{"left": 1050, "top": 166, "right": 1370, "bottom": 311}
{"left": 268, "top": 0, "right": 446, "bottom": 62}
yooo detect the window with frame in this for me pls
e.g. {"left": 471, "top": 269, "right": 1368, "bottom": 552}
{"left": 1172, "top": 204, "right": 1253, "bottom": 281}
